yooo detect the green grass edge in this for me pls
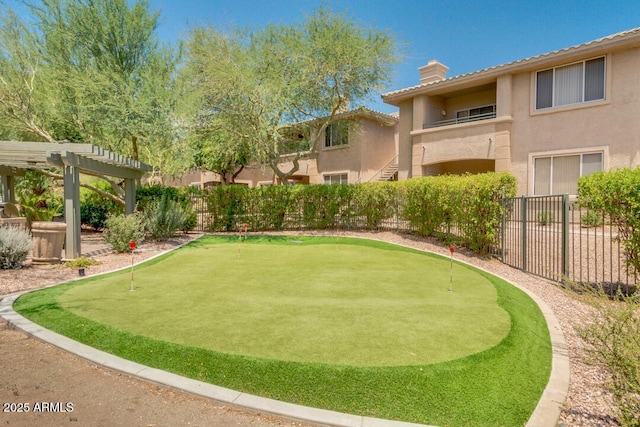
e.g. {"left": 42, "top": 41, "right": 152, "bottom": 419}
{"left": 14, "top": 236, "right": 552, "bottom": 427}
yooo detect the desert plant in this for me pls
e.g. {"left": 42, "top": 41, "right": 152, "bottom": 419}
{"left": 145, "top": 194, "right": 191, "bottom": 239}
{"left": 581, "top": 209, "right": 603, "bottom": 228}
{"left": 15, "top": 170, "right": 63, "bottom": 224}
{"left": 537, "top": 211, "right": 554, "bottom": 226}
{"left": 576, "top": 285, "right": 640, "bottom": 426}
{"left": 103, "top": 213, "right": 145, "bottom": 253}
{"left": 0, "top": 226, "right": 33, "bottom": 269}
{"left": 64, "top": 256, "right": 100, "bottom": 269}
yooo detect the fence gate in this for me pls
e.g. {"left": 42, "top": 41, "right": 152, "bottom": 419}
{"left": 501, "top": 195, "right": 569, "bottom": 282}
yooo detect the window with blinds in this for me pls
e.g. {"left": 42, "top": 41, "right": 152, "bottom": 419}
{"left": 536, "top": 57, "right": 605, "bottom": 110}
{"left": 534, "top": 152, "right": 603, "bottom": 195}
{"left": 323, "top": 173, "right": 348, "bottom": 185}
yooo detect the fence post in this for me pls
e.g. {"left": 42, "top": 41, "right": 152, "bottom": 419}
{"left": 501, "top": 196, "right": 506, "bottom": 262}
{"left": 562, "top": 194, "right": 570, "bottom": 280}
{"left": 521, "top": 196, "right": 527, "bottom": 271}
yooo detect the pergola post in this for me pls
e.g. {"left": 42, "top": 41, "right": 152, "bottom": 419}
{"left": 0, "top": 142, "right": 151, "bottom": 261}
{"left": 63, "top": 165, "right": 81, "bottom": 259}
{"left": 124, "top": 178, "right": 136, "bottom": 215}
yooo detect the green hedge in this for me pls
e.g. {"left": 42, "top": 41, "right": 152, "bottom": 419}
{"left": 196, "top": 172, "right": 516, "bottom": 254}
{"left": 578, "top": 167, "right": 640, "bottom": 275}
{"left": 399, "top": 173, "right": 516, "bottom": 251}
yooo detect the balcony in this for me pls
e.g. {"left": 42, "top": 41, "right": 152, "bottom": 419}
{"left": 411, "top": 113, "right": 512, "bottom": 169}
{"left": 424, "top": 105, "right": 496, "bottom": 129}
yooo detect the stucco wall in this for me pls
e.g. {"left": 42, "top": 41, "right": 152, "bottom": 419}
{"left": 509, "top": 47, "right": 640, "bottom": 194}
{"left": 315, "top": 119, "right": 397, "bottom": 184}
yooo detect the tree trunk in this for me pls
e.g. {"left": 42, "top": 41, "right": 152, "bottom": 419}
{"left": 270, "top": 155, "right": 301, "bottom": 185}
{"left": 231, "top": 165, "right": 245, "bottom": 183}
{"left": 131, "top": 135, "right": 139, "bottom": 161}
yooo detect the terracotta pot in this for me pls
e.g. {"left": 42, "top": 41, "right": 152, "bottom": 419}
{"left": 31, "top": 221, "right": 66, "bottom": 264}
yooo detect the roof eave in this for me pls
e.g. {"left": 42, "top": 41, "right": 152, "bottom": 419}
{"left": 383, "top": 27, "right": 640, "bottom": 105}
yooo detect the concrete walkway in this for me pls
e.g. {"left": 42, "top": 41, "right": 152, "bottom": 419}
{"left": 1, "top": 236, "right": 568, "bottom": 427}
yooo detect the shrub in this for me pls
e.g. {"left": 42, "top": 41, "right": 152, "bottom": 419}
{"left": 103, "top": 213, "right": 145, "bottom": 253}
{"left": 399, "top": 173, "right": 517, "bottom": 252}
{"left": 255, "top": 185, "right": 296, "bottom": 231}
{"left": 145, "top": 194, "right": 191, "bottom": 240}
{"left": 0, "top": 226, "right": 33, "bottom": 269}
{"left": 576, "top": 286, "right": 640, "bottom": 426}
{"left": 80, "top": 182, "right": 123, "bottom": 230}
{"left": 15, "top": 170, "right": 63, "bottom": 224}
{"left": 199, "top": 172, "right": 516, "bottom": 254}
{"left": 579, "top": 167, "right": 640, "bottom": 275}
{"left": 581, "top": 210, "right": 603, "bottom": 228}
{"left": 352, "top": 182, "right": 397, "bottom": 229}
{"left": 537, "top": 211, "right": 554, "bottom": 226}
{"left": 206, "top": 185, "right": 249, "bottom": 231}
{"left": 64, "top": 256, "right": 100, "bottom": 269}
{"left": 136, "top": 185, "right": 191, "bottom": 212}
{"left": 301, "top": 184, "right": 354, "bottom": 229}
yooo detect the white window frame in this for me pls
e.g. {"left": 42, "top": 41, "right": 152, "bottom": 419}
{"left": 529, "top": 148, "right": 607, "bottom": 196}
{"left": 323, "top": 173, "right": 348, "bottom": 185}
{"left": 534, "top": 56, "right": 606, "bottom": 111}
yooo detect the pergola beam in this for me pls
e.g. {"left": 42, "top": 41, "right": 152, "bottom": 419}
{"left": 0, "top": 141, "right": 152, "bottom": 259}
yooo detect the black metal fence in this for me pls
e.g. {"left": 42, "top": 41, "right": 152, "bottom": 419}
{"left": 501, "top": 195, "right": 636, "bottom": 287}
{"left": 190, "top": 190, "right": 635, "bottom": 288}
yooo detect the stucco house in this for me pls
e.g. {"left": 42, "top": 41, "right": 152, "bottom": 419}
{"left": 173, "top": 107, "right": 399, "bottom": 188}
{"left": 382, "top": 27, "right": 640, "bottom": 196}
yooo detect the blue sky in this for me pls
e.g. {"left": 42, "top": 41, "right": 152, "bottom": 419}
{"left": 4, "top": 0, "right": 640, "bottom": 113}
{"left": 150, "top": 0, "right": 640, "bottom": 113}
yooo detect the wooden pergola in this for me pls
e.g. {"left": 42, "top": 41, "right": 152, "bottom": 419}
{"left": 0, "top": 141, "right": 152, "bottom": 259}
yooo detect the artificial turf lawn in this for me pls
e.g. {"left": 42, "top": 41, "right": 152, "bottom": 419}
{"left": 15, "top": 235, "right": 552, "bottom": 426}
{"left": 56, "top": 235, "right": 510, "bottom": 366}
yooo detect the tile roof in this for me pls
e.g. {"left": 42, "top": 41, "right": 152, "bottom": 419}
{"left": 382, "top": 27, "right": 640, "bottom": 101}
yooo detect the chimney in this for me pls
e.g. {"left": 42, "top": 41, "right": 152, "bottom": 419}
{"left": 418, "top": 60, "right": 448, "bottom": 84}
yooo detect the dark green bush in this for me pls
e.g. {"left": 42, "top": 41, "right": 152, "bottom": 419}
{"left": 205, "top": 185, "right": 249, "bottom": 231}
{"left": 80, "top": 182, "right": 123, "bottom": 230}
{"left": 137, "top": 185, "right": 191, "bottom": 212}
{"left": 352, "top": 182, "right": 397, "bottom": 229}
{"left": 255, "top": 185, "right": 297, "bottom": 231}
{"left": 199, "top": 172, "right": 516, "bottom": 254}
{"left": 301, "top": 184, "right": 354, "bottom": 229}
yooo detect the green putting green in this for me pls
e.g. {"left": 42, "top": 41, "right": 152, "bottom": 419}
{"left": 15, "top": 235, "right": 552, "bottom": 426}
{"left": 58, "top": 235, "right": 510, "bottom": 367}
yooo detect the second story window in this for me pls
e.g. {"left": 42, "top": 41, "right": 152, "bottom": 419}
{"left": 325, "top": 122, "right": 348, "bottom": 148}
{"left": 536, "top": 57, "right": 605, "bottom": 110}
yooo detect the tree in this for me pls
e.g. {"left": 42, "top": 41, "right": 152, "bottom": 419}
{"left": 0, "top": 0, "right": 190, "bottom": 199}
{"left": 181, "top": 6, "right": 397, "bottom": 184}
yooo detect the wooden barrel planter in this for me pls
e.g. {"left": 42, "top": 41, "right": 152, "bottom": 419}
{"left": 31, "top": 221, "right": 66, "bottom": 264}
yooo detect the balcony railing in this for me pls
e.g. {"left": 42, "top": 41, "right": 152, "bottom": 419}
{"left": 424, "top": 110, "right": 497, "bottom": 129}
